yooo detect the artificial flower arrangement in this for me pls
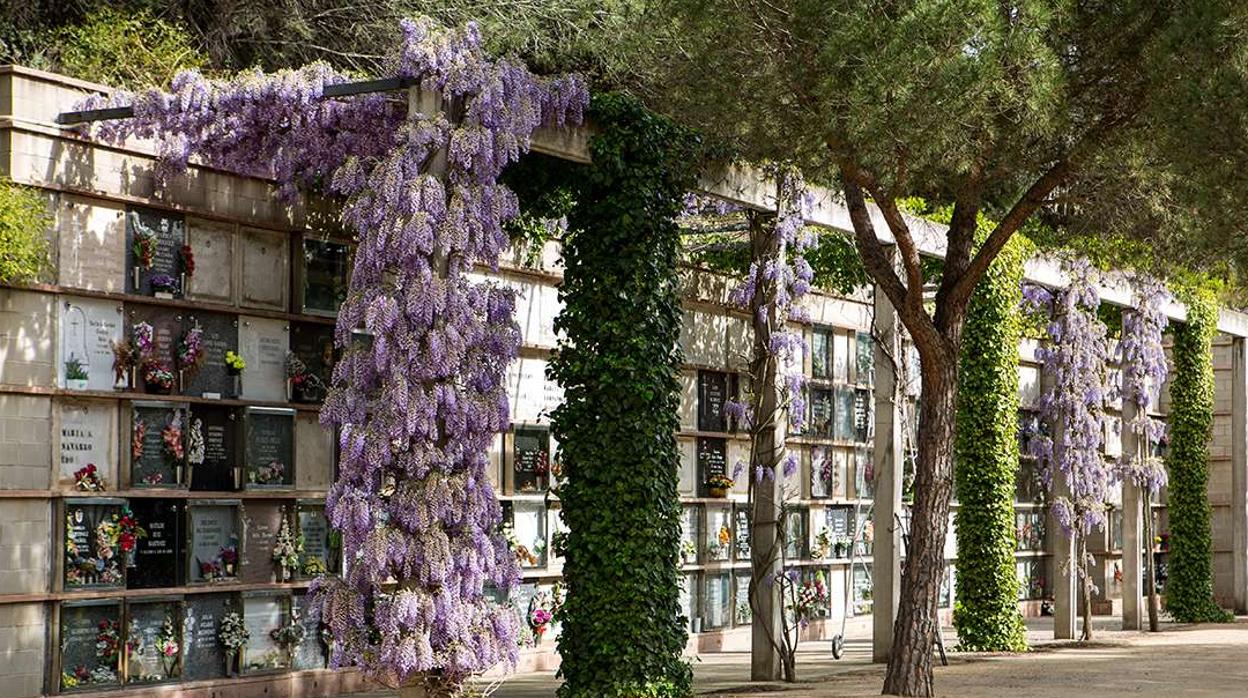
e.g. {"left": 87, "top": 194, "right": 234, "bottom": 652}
{"left": 249, "top": 459, "right": 286, "bottom": 485}
{"left": 132, "top": 417, "right": 146, "bottom": 460}
{"left": 198, "top": 558, "right": 222, "bottom": 580}
{"left": 225, "top": 350, "right": 246, "bottom": 375}
{"left": 272, "top": 516, "right": 304, "bottom": 580}
{"left": 133, "top": 322, "right": 155, "bottom": 363}
{"left": 143, "top": 362, "right": 175, "bottom": 394}
{"left": 787, "top": 570, "right": 829, "bottom": 628}
{"left": 74, "top": 463, "right": 106, "bottom": 491}
{"left": 155, "top": 614, "right": 181, "bottom": 679}
{"left": 220, "top": 543, "right": 239, "bottom": 576}
{"left": 149, "top": 273, "right": 180, "bottom": 295}
{"left": 162, "top": 413, "right": 185, "bottom": 463}
{"left": 176, "top": 325, "right": 204, "bottom": 371}
{"left": 179, "top": 244, "right": 195, "bottom": 278}
{"left": 218, "top": 611, "right": 249, "bottom": 674}
{"left": 133, "top": 228, "right": 157, "bottom": 269}
{"left": 526, "top": 583, "right": 565, "bottom": 644}
{"left": 301, "top": 555, "right": 327, "bottom": 576}
{"left": 111, "top": 339, "right": 135, "bottom": 388}
{"left": 270, "top": 606, "right": 306, "bottom": 649}
{"left": 284, "top": 352, "right": 327, "bottom": 402}
{"left": 65, "top": 507, "right": 146, "bottom": 586}
{"left": 706, "top": 474, "right": 734, "bottom": 497}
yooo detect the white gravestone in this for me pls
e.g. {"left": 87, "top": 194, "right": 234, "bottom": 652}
{"left": 59, "top": 296, "right": 124, "bottom": 390}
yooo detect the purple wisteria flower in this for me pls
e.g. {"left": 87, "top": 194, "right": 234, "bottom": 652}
{"left": 77, "top": 19, "right": 587, "bottom": 688}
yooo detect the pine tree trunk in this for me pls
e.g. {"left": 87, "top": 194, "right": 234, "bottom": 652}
{"left": 882, "top": 353, "right": 958, "bottom": 697}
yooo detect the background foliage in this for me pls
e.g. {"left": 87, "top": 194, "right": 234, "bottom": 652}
{"left": 549, "top": 93, "right": 699, "bottom": 698}
{"left": 951, "top": 218, "right": 1029, "bottom": 652}
{"left": 0, "top": 179, "right": 51, "bottom": 284}
{"left": 1165, "top": 288, "right": 1233, "bottom": 623}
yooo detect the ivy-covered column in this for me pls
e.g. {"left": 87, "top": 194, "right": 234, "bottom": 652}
{"left": 1166, "top": 290, "right": 1232, "bottom": 622}
{"left": 550, "top": 94, "right": 699, "bottom": 698}
{"left": 1233, "top": 337, "right": 1248, "bottom": 614}
{"left": 951, "top": 235, "right": 1027, "bottom": 652}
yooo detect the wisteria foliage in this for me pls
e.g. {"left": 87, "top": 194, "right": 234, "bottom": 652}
{"left": 78, "top": 19, "right": 587, "bottom": 688}
{"left": 1117, "top": 278, "right": 1170, "bottom": 494}
{"left": 1024, "top": 260, "right": 1112, "bottom": 537}
{"left": 724, "top": 169, "right": 815, "bottom": 484}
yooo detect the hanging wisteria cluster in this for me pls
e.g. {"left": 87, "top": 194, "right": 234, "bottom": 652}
{"left": 724, "top": 169, "right": 815, "bottom": 482}
{"left": 1024, "top": 260, "right": 1112, "bottom": 537}
{"left": 1117, "top": 278, "right": 1170, "bottom": 493}
{"left": 78, "top": 19, "right": 587, "bottom": 689}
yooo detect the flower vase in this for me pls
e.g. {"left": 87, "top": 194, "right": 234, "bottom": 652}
{"left": 177, "top": 370, "right": 185, "bottom": 393}
{"left": 180, "top": 273, "right": 187, "bottom": 298}
{"left": 129, "top": 366, "right": 138, "bottom": 391}
{"left": 232, "top": 466, "right": 243, "bottom": 490}
{"left": 132, "top": 266, "right": 141, "bottom": 289}
{"left": 224, "top": 561, "right": 236, "bottom": 577}
{"left": 708, "top": 486, "right": 728, "bottom": 499}
{"left": 175, "top": 464, "right": 185, "bottom": 486}
{"left": 229, "top": 371, "right": 242, "bottom": 398}
{"left": 66, "top": 378, "right": 89, "bottom": 391}
{"left": 285, "top": 379, "right": 293, "bottom": 402}
{"left": 280, "top": 566, "right": 291, "bottom": 582}
{"left": 126, "top": 549, "right": 137, "bottom": 568}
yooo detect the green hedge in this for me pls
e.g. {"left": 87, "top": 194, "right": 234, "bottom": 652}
{"left": 550, "top": 93, "right": 699, "bottom": 698}
{"left": 951, "top": 228, "right": 1029, "bottom": 651}
{"left": 1165, "top": 288, "right": 1232, "bottom": 622}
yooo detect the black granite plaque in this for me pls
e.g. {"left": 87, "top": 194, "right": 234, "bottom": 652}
{"left": 697, "top": 370, "right": 729, "bottom": 432}
{"left": 183, "top": 312, "right": 238, "bottom": 399}
{"left": 131, "top": 403, "right": 187, "bottom": 488}
{"left": 190, "top": 406, "right": 237, "bottom": 491}
{"left": 697, "top": 437, "right": 727, "bottom": 496}
{"left": 240, "top": 501, "right": 283, "bottom": 584}
{"left": 835, "top": 386, "right": 856, "bottom": 441}
{"left": 289, "top": 322, "right": 335, "bottom": 403}
{"left": 188, "top": 504, "right": 239, "bottom": 583}
{"left": 512, "top": 426, "right": 550, "bottom": 493}
{"left": 128, "top": 500, "right": 184, "bottom": 589}
{"left": 126, "top": 599, "right": 182, "bottom": 684}
{"left": 59, "top": 600, "right": 122, "bottom": 690}
{"left": 63, "top": 499, "right": 125, "bottom": 589}
{"left": 300, "top": 238, "right": 350, "bottom": 316}
{"left": 243, "top": 408, "right": 294, "bottom": 488}
{"left": 182, "top": 593, "right": 234, "bottom": 680}
{"left": 297, "top": 504, "right": 332, "bottom": 578}
{"left": 127, "top": 207, "right": 187, "bottom": 297}
{"left": 855, "top": 332, "right": 874, "bottom": 386}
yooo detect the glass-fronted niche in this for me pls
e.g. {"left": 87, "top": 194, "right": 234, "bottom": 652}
{"left": 508, "top": 425, "right": 553, "bottom": 494}
{"left": 57, "top": 597, "right": 185, "bottom": 691}
{"left": 810, "top": 446, "right": 873, "bottom": 500}
{"left": 503, "top": 500, "right": 549, "bottom": 569}
{"left": 297, "top": 236, "right": 351, "bottom": 317}
{"left": 696, "top": 370, "right": 738, "bottom": 433}
{"left": 681, "top": 503, "right": 754, "bottom": 566}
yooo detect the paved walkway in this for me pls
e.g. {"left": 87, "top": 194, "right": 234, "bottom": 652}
{"left": 364, "top": 617, "right": 1248, "bottom": 697}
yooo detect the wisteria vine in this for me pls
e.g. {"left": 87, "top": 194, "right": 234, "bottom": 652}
{"left": 78, "top": 19, "right": 587, "bottom": 691}
{"left": 1024, "top": 260, "right": 1113, "bottom": 639}
{"left": 1117, "top": 277, "right": 1169, "bottom": 493}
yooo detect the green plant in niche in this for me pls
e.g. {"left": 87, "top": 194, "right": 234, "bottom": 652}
{"left": 1164, "top": 287, "right": 1233, "bottom": 623}
{"left": 549, "top": 93, "right": 698, "bottom": 698}
{"left": 0, "top": 178, "right": 51, "bottom": 284}
{"left": 951, "top": 218, "right": 1029, "bottom": 652}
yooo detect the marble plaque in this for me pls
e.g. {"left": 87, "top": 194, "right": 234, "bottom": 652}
{"left": 240, "top": 228, "right": 290, "bottom": 311}
{"left": 186, "top": 218, "right": 235, "bottom": 304}
{"left": 295, "top": 412, "right": 333, "bottom": 490}
{"left": 58, "top": 399, "right": 117, "bottom": 489}
{"left": 59, "top": 601, "right": 122, "bottom": 690}
{"left": 291, "top": 593, "right": 326, "bottom": 670}
{"left": 240, "top": 501, "right": 284, "bottom": 584}
{"left": 242, "top": 593, "right": 289, "bottom": 672}
{"left": 505, "top": 356, "right": 561, "bottom": 424}
{"left": 55, "top": 195, "right": 126, "bottom": 293}
{"left": 238, "top": 317, "right": 289, "bottom": 401}
{"left": 182, "top": 312, "right": 238, "bottom": 399}
{"left": 128, "top": 499, "right": 185, "bottom": 589}
{"left": 183, "top": 593, "right": 233, "bottom": 680}
{"left": 59, "top": 296, "right": 124, "bottom": 390}
{"left": 126, "top": 207, "right": 187, "bottom": 297}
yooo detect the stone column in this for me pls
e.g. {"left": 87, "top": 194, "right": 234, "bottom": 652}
{"left": 1051, "top": 415, "right": 1077, "bottom": 639}
{"left": 871, "top": 249, "right": 904, "bottom": 663}
{"left": 1120, "top": 328, "right": 1143, "bottom": 630}
{"left": 1232, "top": 337, "right": 1248, "bottom": 614}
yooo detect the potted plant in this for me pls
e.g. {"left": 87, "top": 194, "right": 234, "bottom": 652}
{"left": 65, "top": 355, "right": 90, "bottom": 390}
{"left": 680, "top": 540, "right": 697, "bottom": 565}
{"left": 218, "top": 611, "right": 249, "bottom": 676}
{"left": 272, "top": 516, "right": 303, "bottom": 582}
{"left": 706, "top": 474, "right": 734, "bottom": 498}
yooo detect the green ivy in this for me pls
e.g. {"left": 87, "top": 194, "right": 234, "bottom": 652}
{"left": 549, "top": 93, "right": 699, "bottom": 698}
{"left": 951, "top": 218, "right": 1029, "bottom": 652}
{"left": 1164, "top": 288, "right": 1233, "bottom": 622}
{"left": 0, "top": 178, "right": 51, "bottom": 285}
{"left": 685, "top": 226, "right": 869, "bottom": 296}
